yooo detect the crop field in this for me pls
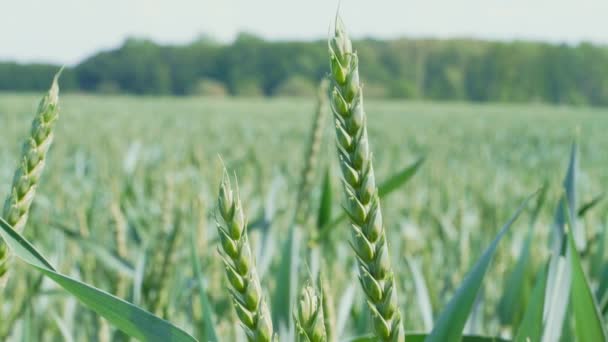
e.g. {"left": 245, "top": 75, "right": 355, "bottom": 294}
{"left": 1, "top": 88, "right": 607, "bottom": 342}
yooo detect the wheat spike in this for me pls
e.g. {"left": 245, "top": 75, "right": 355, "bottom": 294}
{"left": 327, "top": 18, "right": 404, "bottom": 341}
{"left": 294, "top": 284, "right": 327, "bottom": 342}
{"left": 0, "top": 73, "right": 61, "bottom": 289}
{"left": 295, "top": 79, "right": 329, "bottom": 225}
{"left": 217, "top": 169, "right": 274, "bottom": 341}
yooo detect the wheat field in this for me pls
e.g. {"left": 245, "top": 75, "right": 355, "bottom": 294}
{"left": 1, "top": 87, "right": 608, "bottom": 341}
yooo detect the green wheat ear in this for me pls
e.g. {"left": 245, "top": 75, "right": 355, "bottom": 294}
{"left": 294, "top": 284, "right": 327, "bottom": 342}
{"left": 216, "top": 168, "right": 274, "bottom": 341}
{"left": 0, "top": 72, "right": 61, "bottom": 289}
{"left": 328, "top": 17, "right": 404, "bottom": 342}
{"left": 295, "top": 78, "right": 330, "bottom": 225}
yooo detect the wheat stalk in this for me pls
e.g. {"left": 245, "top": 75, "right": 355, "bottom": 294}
{"left": 319, "top": 273, "right": 336, "bottom": 342}
{"left": 110, "top": 200, "right": 130, "bottom": 299}
{"left": 295, "top": 78, "right": 329, "bottom": 225}
{"left": 217, "top": 168, "right": 273, "bottom": 341}
{"left": 328, "top": 18, "right": 404, "bottom": 341}
{"left": 0, "top": 74, "right": 61, "bottom": 289}
{"left": 294, "top": 284, "right": 327, "bottom": 342}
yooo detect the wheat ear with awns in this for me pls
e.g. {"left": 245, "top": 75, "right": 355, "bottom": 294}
{"left": 294, "top": 284, "right": 327, "bottom": 342}
{"left": 328, "top": 18, "right": 404, "bottom": 341}
{"left": 295, "top": 78, "right": 329, "bottom": 225}
{"left": 217, "top": 168, "right": 274, "bottom": 341}
{"left": 0, "top": 73, "right": 61, "bottom": 288}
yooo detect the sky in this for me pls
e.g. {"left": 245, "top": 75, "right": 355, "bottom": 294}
{"left": 2, "top": 0, "right": 608, "bottom": 65}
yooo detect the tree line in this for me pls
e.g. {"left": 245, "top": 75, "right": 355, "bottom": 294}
{"left": 2, "top": 33, "right": 608, "bottom": 105}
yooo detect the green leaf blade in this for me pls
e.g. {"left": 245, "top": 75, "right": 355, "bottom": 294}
{"left": 568, "top": 227, "right": 608, "bottom": 341}
{"left": 271, "top": 223, "right": 300, "bottom": 337}
{"left": 425, "top": 194, "right": 533, "bottom": 342}
{"left": 347, "top": 333, "right": 508, "bottom": 342}
{"left": 316, "top": 166, "right": 333, "bottom": 230}
{"left": 189, "top": 227, "right": 218, "bottom": 342}
{"left": 0, "top": 217, "right": 196, "bottom": 342}
{"left": 514, "top": 263, "right": 548, "bottom": 342}
{"left": 378, "top": 156, "right": 425, "bottom": 197}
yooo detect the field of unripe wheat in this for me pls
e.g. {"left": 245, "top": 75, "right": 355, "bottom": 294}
{"left": 1, "top": 88, "right": 607, "bottom": 341}
{"left": 0, "top": 19, "right": 607, "bottom": 342}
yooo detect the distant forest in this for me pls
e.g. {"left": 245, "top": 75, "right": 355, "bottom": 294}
{"left": 2, "top": 33, "right": 608, "bottom": 105}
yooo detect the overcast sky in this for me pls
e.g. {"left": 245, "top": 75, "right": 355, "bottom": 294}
{"left": 2, "top": 0, "right": 608, "bottom": 65}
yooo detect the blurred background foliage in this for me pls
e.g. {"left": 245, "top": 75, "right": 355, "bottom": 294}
{"left": 2, "top": 35, "right": 608, "bottom": 105}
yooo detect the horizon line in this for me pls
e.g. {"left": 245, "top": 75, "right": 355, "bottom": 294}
{"left": 3, "top": 31, "right": 608, "bottom": 67}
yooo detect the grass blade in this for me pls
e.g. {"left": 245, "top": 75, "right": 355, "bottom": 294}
{"left": 347, "top": 333, "right": 508, "bottom": 342}
{"left": 316, "top": 166, "right": 333, "bottom": 230}
{"left": 425, "top": 194, "right": 534, "bottom": 342}
{"left": 271, "top": 223, "right": 300, "bottom": 338}
{"left": 577, "top": 193, "right": 605, "bottom": 218}
{"left": 133, "top": 249, "right": 147, "bottom": 306}
{"left": 378, "top": 156, "right": 425, "bottom": 197}
{"left": 335, "top": 277, "right": 357, "bottom": 339}
{"left": 567, "top": 217, "right": 608, "bottom": 341}
{"left": 543, "top": 145, "right": 579, "bottom": 341}
{"left": 514, "top": 263, "right": 548, "bottom": 342}
{"left": 563, "top": 143, "right": 584, "bottom": 250}
{"left": 498, "top": 183, "right": 547, "bottom": 326}
{"left": 0, "top": 217, "right": 196, "bottom": 342}
{"left": 189, "top": 227, "right": 218, "bottom": 342}
{"left": 497, "top": 225, "right": 533, "bottom": 327}
{"left": 407, "top": 257, "right": 434, "bottom": 332}
{"left": 541, "top": 226, "right": 570, "bottom": 342}
{"left": 52, "top": 312, "right": 75, "bottom": 342}
{"left": 592, "top": 221, "right": 608, "bottom": 287}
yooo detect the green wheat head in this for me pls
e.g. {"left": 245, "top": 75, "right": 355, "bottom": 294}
{"left": 217, "top": 168, "right": 274, "bottom": 341}
{"left": 328, "top": 18, "right": 404, "bottom": 341}
{"left": 0, "top": 74, "right": 60, "bottom": 289}
{"left": 294, "top": 284, "right": 327, "bottom": 342}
